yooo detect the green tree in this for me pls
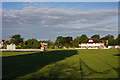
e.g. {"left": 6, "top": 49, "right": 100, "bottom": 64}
{"left": 70, "top": 36, "right": 81, "bottom": 47}
{"left": 70, "top": 35, "right": 88, "bottom": 48}
{"left": 101, "top": 34, "right": 115, "bottom": 46}
{"left": 91, "top": 34, "right": 100, "bottom": 39}
{"left": 10, "top": 34, "right": 23, "bottom": 45}
{"left": 26, "top": 39, "right": 39, "bottom": 49}
{"left": 4, "top": 41, "right": 10, "bottom": 45}
{"left": 21, "top": 43, "right": 27, "bottom": 49}
{"left": 79, "top": 34, "right": 88, "bottom": 44}
{"left": 109, "top": 39, "right": 116, "bottom": 46}
{"left": 46, "top": 40, "right": 54, "bottom": 48}
{"left": 55, "top": 36, "right": 66, "bottom": 47}
{"left": 116, "top": 34, "right": 120, "bottom": 45}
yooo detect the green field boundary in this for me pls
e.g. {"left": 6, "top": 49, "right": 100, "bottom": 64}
{"left": 2, "top": 49, "right": 119, "bottom": 79}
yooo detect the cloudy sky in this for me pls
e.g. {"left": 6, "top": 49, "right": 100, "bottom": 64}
{"left": 2, "top": 2, "right": 118, "bottom": 41}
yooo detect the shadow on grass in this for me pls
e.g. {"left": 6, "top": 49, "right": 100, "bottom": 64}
{"left": 2, "top": 50, "right": 78, "bottom": 79}
{"left": 114, "top": 54, "right": 120, "bottom": 56}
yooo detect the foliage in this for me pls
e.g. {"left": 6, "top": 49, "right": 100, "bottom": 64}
{"left": 2, "top": 45, "right": 7, "bottom": 49}
{"left": 91, "top": 34, "right": 100, "bottom": 39}
{"left": 101, "top": 34, "right": 116, "bottom": 46}
{"left": 79, "top": 34, "right": 88, "bottom": 44}
{"left": 55, "top": 36, "right": 72, "bottom": 48}
{"left": 4, "top": 41, "right": 10, "bottom": 45}
{"left": 70, "top": 35, "right": 88, "bottom": 47}
{"left": 26, "top": 39, "right": 40, "bottom": 49}
{"left": 116, "top": 34, "right": 120, "bottom": 45}
{"left": 10, "top": 34, "right": 23, "bottom": 45}
{"left": 7, "top": 34, "right": 120, "bottom": 48}
{"left": 16, "top": 45, "right": 21, "bottom": 49}
{"left": 70, "top": 36, "right": 80, "bottom": 47}
{"left": 21, "top": 43, "right": 27, "bottom": 49}
{"left": 55, "top": 36, "right": 66, "bottom": 46}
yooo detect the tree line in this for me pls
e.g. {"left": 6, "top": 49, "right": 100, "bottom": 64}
{"left": 54, "top": 34, "right": 120, "bottom": 48}
{"left": 3, "top": 34, "right": 120, "bottom": 49}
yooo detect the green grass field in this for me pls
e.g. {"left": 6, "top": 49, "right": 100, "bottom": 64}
{"left": 2, "top": 49, "right": 119, "bottom": 79}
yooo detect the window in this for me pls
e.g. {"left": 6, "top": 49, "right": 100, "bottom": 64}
{"left": 88, "top": 46, "right": 92, "bottom": 48}
{"left": 95, "top": 46, "right": 99, "bottom": 48}
{"left": 88, "top": 40, "right": 93, "bottom": 42}
{"left": 82, "top": 46, "right": 86, "bottom": 48}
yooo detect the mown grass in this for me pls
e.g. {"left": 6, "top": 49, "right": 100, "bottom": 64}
{"left": 1, "top": 52, "right": 37, "bottom": 57}
{"left": 2, "top": 49, "right": 119, "bottom": 79}
{"left": 78, "top": 49, "right": 119, "bottom": 78}
{"left": 2, "top": 50, "right": 77, "bottom": 79}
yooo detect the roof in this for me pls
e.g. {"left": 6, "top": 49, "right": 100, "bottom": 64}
{"left": 4, "top": 40, "right": 11, "bottom": 43}
{"left": 23, "top": 41, "right": 27, "bottom": 43}
{"left": 0, "top": 39, "right": 2, "bottom": 43}
{"left": 0, "top": 39, "right": 11, "bottom": 43}
{"left": 40, "top": 42, "right": 45, "bottom": 47}
{"left": 81, "top": 38, "right": 102, "bottom": 43}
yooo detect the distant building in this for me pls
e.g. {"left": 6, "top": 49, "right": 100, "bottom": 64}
{"left": 0, "top": 40, "right": 3, "bottom": 49}
{"left": 54, "top": 45, "right": 59, "bottom": 49}
{"left": 79, "top": 38, "right": 105, "bottom": 49}
{"left": 42, "top": 42, "right": 48, "bottom": 48}
{"left": 4, "top": 40, "right": 11, "bottom": 43}
{"left": 40, "top": 42, "right": 46, "bottom": 51}
{"left": 0, "top": 39, "right": 11, "bottom": 49}
{"left": 7, "top": 44, "right": 16, "bottom": 50}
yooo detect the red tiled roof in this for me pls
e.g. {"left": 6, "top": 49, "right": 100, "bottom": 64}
{"left": 40, "top": 42, "right": 45, "bottom": 47}
{"left": 0, "top": 39, "right": 2, "bottom": 43}
{"left": 2, "top": 40, "right": 11, "bottom": 43}
{"left": 23, "top": 41, "right": 26, "bottom": 43}
{"left": 81, "top": 38, "right": 102, "bottom": 43}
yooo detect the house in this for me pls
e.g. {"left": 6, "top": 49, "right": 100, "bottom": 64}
{"left": 0, "top": 39, "right": 11, "bottom": 48}
{"left": 4, "top": 40, "right": 11, "bottom": 43}
{"left": 79, "top": 38, "right": 104, "bottom": 49}
{"left": 42, "top": 42, "right": 48, "bottom": 48}
{"left": 0, "top": 39, "right": 3, "bottom": 49}
{"left": 7, "top": 43, "right": 16, "bottom": 50}
{"left": 40, "top": 42, "right": 46, "bottom": 51}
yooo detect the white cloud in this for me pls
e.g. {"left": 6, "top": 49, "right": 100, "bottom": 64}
{"left": 2, "top": 6, "right": 118, "bottom": 40}
{"left": 93, "top": 29, "right": 115, "bottom": 31}
{"left": 3, "top": 7, "right": 117, "bottom": 28}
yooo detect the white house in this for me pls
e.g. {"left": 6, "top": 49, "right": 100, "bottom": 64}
{"left": 0, "top": 40, "right": 4, "bottom": 49}
{"left": 0, "top": 42, "right": 3, "bottom": 49}
{"left": 7, "top": 44, "right": 16, "bottom": 50}
{"left": 79, "top": 38, "right": 105, "bottom": 49}
{"left": 43, "top": 43, "right": 48, "bottom": 46}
